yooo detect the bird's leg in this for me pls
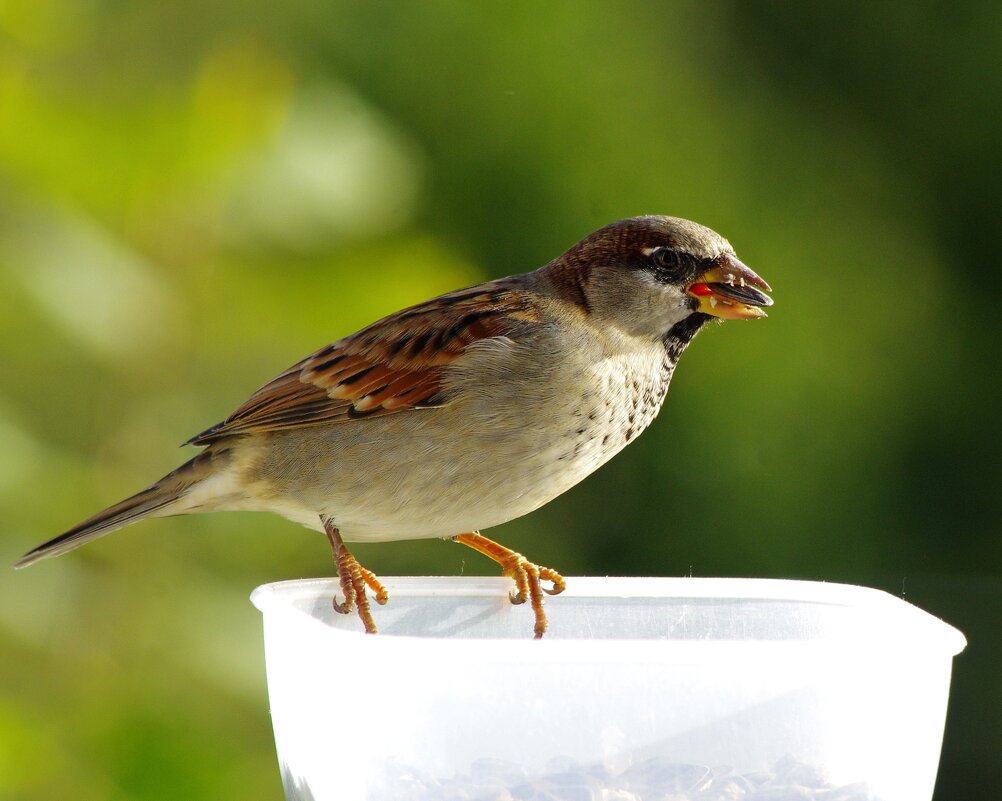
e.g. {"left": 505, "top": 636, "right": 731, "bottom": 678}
{"left": 452, "top": 531, "right": 566, "bottom": 639}
{"left": 321, "top": 516, "right": 388, "bottom": 634}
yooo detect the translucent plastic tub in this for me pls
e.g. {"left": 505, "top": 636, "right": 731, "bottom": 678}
{"left": 251, "top": 577, "right": 966, "bottom": 801}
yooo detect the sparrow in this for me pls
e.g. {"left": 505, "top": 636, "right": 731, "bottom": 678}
{"left": 15, "top": 216, "right": 772, "bottom": 638}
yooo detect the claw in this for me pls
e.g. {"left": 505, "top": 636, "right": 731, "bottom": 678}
{"left": 452, "top": 531, "right": 566, "bottom": 638}
{"left": 359, "top": 565, "right": 390, "bottom": 605}
{"left": 508, "top": 563, "right": 531, "bottom": 605}
{"left": 322, "top": 516, "right": 383, "bottom": 634}
{"left": 540, "top": 567, "right": 567, "bottom": 596}
{"left": 332, "top": 596, "right": 353, "bottom": 615}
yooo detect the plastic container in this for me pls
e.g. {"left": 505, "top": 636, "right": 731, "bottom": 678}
{"left": 251, "top": 577, "right": 966, "bottom": 801}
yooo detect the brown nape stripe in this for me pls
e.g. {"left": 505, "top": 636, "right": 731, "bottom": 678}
{"left": 549, "top": 259, "right": 590, "bottom": 313}
{"left": 573, "top": 269, "right": 590, "bottom": 313}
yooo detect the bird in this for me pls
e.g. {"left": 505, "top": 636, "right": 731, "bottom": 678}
{"left": 15, "top": 216, "right": 772, "bottom": 638}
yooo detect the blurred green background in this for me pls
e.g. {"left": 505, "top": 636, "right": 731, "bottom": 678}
{"left": 1, "top": 1, "right": 999, "bottom": 799}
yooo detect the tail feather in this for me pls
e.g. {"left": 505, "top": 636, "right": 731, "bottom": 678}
{"left": 14, "top": 448, "right": 230, "bottom": 569}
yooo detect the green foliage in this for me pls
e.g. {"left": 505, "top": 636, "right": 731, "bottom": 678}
{"left": 1, "top": 2, "right": 999, "bottom": 799}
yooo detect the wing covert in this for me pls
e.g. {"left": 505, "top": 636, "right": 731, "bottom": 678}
{"left": 188, "top": 280, "right": 542, "bottom": 445}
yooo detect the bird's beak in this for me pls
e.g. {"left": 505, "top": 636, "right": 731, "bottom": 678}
{"left": 686, "top": 253, "right": 774, "bottom": 320}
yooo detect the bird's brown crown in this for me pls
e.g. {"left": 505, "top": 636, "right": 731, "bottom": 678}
{"left": 562, "top": 216, "right": 732, "bottom": 272}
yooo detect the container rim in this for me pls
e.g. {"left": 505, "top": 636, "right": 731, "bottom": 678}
{"left": 250, "top": 576, "right": 967, "bottom": 656}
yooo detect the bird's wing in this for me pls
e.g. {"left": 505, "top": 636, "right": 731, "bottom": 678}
{"left": 187, "top": 279, "right": 543, "bottom": 445}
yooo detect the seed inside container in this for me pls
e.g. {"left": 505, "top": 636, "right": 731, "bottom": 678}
{"left": 369, "top": 754, "right": 883, "bottom": 801}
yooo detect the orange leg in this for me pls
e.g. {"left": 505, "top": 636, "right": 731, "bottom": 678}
{"left": 321, "top": 516, "right": 388, "bottom": 634}
{"left": 452, "top": 531, "right": 566, "bottom": 639}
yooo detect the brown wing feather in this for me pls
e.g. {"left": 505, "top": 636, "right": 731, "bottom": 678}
{"left": 188, "top": 279, "right": 542, "bottom": 445}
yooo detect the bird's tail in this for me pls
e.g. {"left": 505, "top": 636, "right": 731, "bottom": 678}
{"left": 14, "top": 447, "right": 232, "bottom": 569}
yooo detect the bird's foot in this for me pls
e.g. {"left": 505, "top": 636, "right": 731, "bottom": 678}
{"left": 452, "top": 531, "right": 566, "bottom": 639}
{"left": 321, "top": 516, "right": 388, "bottom": 634}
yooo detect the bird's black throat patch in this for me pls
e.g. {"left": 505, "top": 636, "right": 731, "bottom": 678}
{"left": 662, "top": 313, "right": 709, "bottom": 365}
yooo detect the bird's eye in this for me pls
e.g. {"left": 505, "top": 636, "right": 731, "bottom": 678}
{"left": 652, "top": 247, "right": 682, "bottom": 273}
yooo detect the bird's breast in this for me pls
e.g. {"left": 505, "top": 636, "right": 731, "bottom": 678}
{"left": 554, "top": 345, "right": 674, "bottom": 476}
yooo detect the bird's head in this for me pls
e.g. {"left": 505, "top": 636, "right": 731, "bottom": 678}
{"left": 547, "top": 215, "right": 773, "bottom": 340}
